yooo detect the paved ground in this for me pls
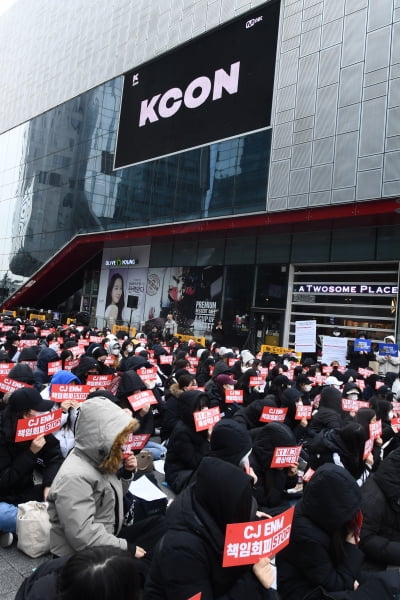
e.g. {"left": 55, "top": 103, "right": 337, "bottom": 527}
{"left": 0, "top": 457, "right": 172, "bottom": 599}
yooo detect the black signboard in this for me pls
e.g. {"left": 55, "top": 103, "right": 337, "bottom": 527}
{"left": 115, "top": 0, "right": 281, "bottom": 168}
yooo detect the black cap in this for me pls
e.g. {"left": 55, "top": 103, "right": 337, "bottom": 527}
{"left": 9, "top": 388, "right": 54, "bottom": 413}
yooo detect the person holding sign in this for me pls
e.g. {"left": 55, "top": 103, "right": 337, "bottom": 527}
{"left": 376, "top": 335, "right": 400, "bottom": 377}
{"left": 145, "top": 456, "right": 277, "bottom": 600}
{"left": 250, "top": 423, "right": 300, "bottom": 516}
{"left": 0, "top": 388, "right": 63, "bottom": 547}
{"left": 164, "top": 390, "right": 211, "bottom": 493}
{"left": 277, "top": 463, "right": 400, "bottom": 600}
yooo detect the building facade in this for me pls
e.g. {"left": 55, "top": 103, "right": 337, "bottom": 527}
{"left": 0, "top": 0, "right": 399, "bottom": 349}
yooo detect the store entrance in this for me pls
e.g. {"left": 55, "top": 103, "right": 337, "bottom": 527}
{"left": 251, "top": 309, "right": 285, "bottom": 352}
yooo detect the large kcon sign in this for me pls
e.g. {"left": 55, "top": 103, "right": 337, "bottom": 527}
{"left": 114, "top": 1, "right": 280, "bottom": 168}
{"left": 294, "top": 284, "right": 398, "bottom": 295}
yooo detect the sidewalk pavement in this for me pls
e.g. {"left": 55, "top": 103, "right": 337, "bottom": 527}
{"left": 0, "top": 456, "right": 172, "bottom": 599}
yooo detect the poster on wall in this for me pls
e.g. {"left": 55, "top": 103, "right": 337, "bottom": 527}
{"left": 143, "top": 266, "right": 223, "bottom": 334}
{"left": 103, "top": 268, "right": 148, "bottom": 328}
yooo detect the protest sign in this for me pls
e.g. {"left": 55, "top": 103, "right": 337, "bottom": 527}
{"left": 295, "top": 405, "right": 312, "bottom": 420}
{"left": 259, "top": 407, "right": 288, "bottom": 423}
{"left": 48, "top": 360, "right": 62, "bottom": 375}
{"left": 223, "top": 506, "right": 295, "bottom": 567}
{"left": 128, "top": 390, "right": 157, "bottom": 412}
{"left": 86, "top": 374, "right": 114, "bottom": 387}
{"left": 225, "top": 390, "right": 244, "bottom": 404}
{"left": 193, "top": 407, "right": 221, "bottom": 432}
{"left": 369, "top": 419, "right": 382, "bottom": 440}
{"left": 0, "top": 375, "right": 32, "bottom": 394}
{"left": 15, "top": 409, "right": 63, "bottom": 442}
{"left": 50, "top": 384, "right": 91, "bottom": 402}
{"left": 122, "top": 433, "right": 150, "bottom": 457}
{"left": 271, "top": 446, "right": 301, "bottom": 468}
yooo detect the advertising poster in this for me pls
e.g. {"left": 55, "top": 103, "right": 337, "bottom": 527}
{"left": 143, "top": 266, "right": 223, "bottom": 334}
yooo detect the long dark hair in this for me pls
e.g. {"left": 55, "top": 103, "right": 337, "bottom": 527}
{"left": 105, "top": 273, "right": 125, "bottom": 321}
{"left": 57, "top": 546, "right": 141, "bottom": 600}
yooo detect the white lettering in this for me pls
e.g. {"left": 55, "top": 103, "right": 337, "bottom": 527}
{"left": 139, "top": 94, "right": 161, "bottom": 127}
{"left": 158, "top": 88, "right": 182, "bottom": 118}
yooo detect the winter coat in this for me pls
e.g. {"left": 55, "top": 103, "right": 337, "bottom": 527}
{"left": 145, "top": 456, "right": 278, "bottom": 600}
{"left": 309, "top": 387, "right": 348, "bottom": 434}
{"left": 250, "top": 423, "right": 298, "bottom": 512}
{"left": 160, "top": 382, "right": 184, "bottom": 441}
{"left": 233, "top": 397, "right": 277, "bottom": 431}
{"left": 0, "top": 407, "right": 63, "bottom": 505}
{"left": 360, "top": 447, "right": 400, "bottom": 569}
{"left": 47, "top": 396, "right": 138, "bottom": 556}
{"left": 164, "top": 390, "right": 210, "bottom": 493}
{"left": 277, "top": 464, "right": 363, "bottom": 600}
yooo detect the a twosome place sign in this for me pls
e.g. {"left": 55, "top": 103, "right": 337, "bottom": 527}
{"left": 115, "top": 1, "right": 280, "bottom": 168}
{"left": 294, "top": 284, "right": 398, "bottom": 295}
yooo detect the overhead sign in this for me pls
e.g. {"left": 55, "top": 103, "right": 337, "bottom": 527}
{"left": 294, "top": 284, "right": 398, "bottom": 295}
{"left": 115, "top": 1, "right": 280, "bottom": 168}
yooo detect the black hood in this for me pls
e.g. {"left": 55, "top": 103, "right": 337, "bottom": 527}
{"left": 209, "top": 420, "right": 252, "bottom": 466}
{"left": 117, "top": 370, "right": 147, "bottom": 399}
{"left": 194, "top": 456, "right": 255, "bottom": 533}
{"left": 252, "top": 422, "right": 296, "bottom": 468}
{"left": 123, "top": 356, "right": 153, "bottom": 372}
{"left": 301, "top": 463, "right": 361, "bottom": 533}
{"left": 319, "top": 387, "right": 343, "bottom": 413}
{"left": 374, "top": 447, "right": 400, "bottom": 510}
{"left": 9, "top": 363, "right": 35, "bottom": 385}
{"left": 36, "top": 347, "right": 59, "bottom": 371}
{"left": 178, "top": 389, "right": 210, "bottom": 428}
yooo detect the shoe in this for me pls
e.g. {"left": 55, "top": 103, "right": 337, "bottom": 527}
{"left": 0, "top": 532, "right": 13, "bottom": 548}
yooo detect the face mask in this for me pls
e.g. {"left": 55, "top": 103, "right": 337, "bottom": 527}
{"left": 333, "top": 331, "right": 340, "bottom": 337}
{"left": 112, "top": 348, "right": 120, "bottom": 355}
{"left": 347, "top": 393, "right": 358, "bottom": 401}
{"left": 126, "top": 345, "right": 133, "bottom": 353}
{"left": 304, "top": 384, "right": 312, "bottom": 392}
{"left": 225, "top": 384, "right": 234, "bottom": 391}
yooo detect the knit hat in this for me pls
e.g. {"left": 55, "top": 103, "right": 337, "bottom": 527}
{"left": 241, "top": 350, "right": 254, "bottom": 366}
{"left": 9, "top": 387, "right": 54, "bottom": 413}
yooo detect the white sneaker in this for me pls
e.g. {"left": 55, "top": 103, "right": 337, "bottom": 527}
{"left": 0, "top": 532, "right": 13, "bottom": 548}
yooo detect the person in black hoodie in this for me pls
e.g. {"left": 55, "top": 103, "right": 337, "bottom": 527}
{"left": 250, "top": 422, "right": 299, "bottom": 515}
{"left": 164, "top": 390, "right": 210, "bottom": 493}
{"left": 309, "top": 386, "right": 348, "bottom": 434}
{"left": 33, "top": 347, "right": 60, "bottom": 391}
{"left": 145, "top": 456, "right": 277, "bottom": 600}
{"left": 277, "top": 463, "right": 400, "bottom": 600}
{"left": 360, "top": 447, "right": 400, "bottom": 570}
{"left": 307, "top": 422, "right": 373, "bottom": 486}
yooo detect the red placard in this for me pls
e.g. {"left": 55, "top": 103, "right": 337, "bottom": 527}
{"left": 375, "top": 381, "right": 385, "bottom": 389}
{"left": 270, "top": 446, "right": 302, "bottom": 468}
{"left": 342, "top": 398, "right": 360, "bottom": 412}
{"left": 369, "top": 419, "right": 382, "bottom": 440}
{"left": 363, "top": 437, "right": 374, "bottom": 460}
{"left": 128, "top": 389, "right": 157, "bottom": 412}
{"left": 259, "top": 367, "right": 269, "bottom": 378}
{"left": 193, "top": 407, "right": 221, "bottom": 431}
{"left": 188, "top": 595, "right": 202, "bottom": 600}
{"left": 89, "top": 336, "right": 103, "bottom": 343}
{"left": 86, "top": 374, "right": 114, "bottom": 387}
{"left": 225, "top": 390, "right": 244, "bottom": 404}
{"left": 0, "top": 363, "right": 13, "bottom": 375}
{"left": 302, "top": 467, "right": 315, "bottom": 482}
{"left": 322, "top": 366, "right": 333, "bottom": 375}
{"left": 295, "top": 404, "right": 312, "bottom": 420}
{"left": 48, "top": 360, "right": 62, "bottom": 375}
{"left": 19, "top": 339, "right": 38, "bottom": 348}
{"left": 259, "top": 407, "right": 288, "bottom": 423}
{"left": 159, "top": 354, "right": 173, "bottom": 364}
{"left": 222, "top": 506, "right": 295, "bottom": 567}
{"left": 15, "top": 409, "right": 63, "bottom": 442}
{"left": 187, "top": 367, "right": 196, "bottom": 375}
{"left": 50, "top": 384, "right": 91, "bottom": 402}
{"left": 64, "top": 358, "right": 80, "bottom": 371}
{"left": 187, "top": 358, "right": 199, "bottom": 367}
{"left": 249, "top": 376, "right": 265, "bottom": 387}
{"left": 122, "top": 433, "right": 150, "bottom": 457}
{"left": 137, "top": 367, "right": 158, "bottom": 383}
{"left": 391, "top": 417, "right": 400, "bottom": 429}
{"left": 67, "top": 345, "right": 81, "bottom": 358}
{"left": 0, "top": 375, "right": 33, "bottom": 394}
{"left": 392, "top": 401, "right": 400, "bottom": 413}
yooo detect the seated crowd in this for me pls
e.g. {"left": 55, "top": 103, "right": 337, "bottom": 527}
{"left": 0, "top": 315, "right": 399, "bottom": 599}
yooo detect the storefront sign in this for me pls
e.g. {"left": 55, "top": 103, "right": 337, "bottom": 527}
{"left": 104, "top": 259, "right": 137, "bottom": 267}
{"left": 294, "top": 284, "right": 398, "bottom": 295}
